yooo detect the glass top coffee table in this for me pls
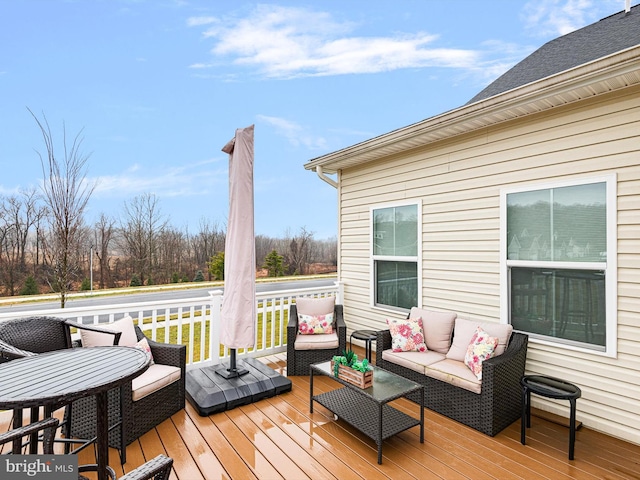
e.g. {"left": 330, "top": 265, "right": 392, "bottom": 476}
{"left": 310, "top": 360, "right": 424, "bottom": 464}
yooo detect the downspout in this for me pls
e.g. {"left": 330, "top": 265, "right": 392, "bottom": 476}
{"left": 315, "top": 165, "right": 338, "bottom": 188}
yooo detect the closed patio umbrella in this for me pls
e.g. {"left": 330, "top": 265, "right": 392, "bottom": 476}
{"left": 215, "top": 124, "right": 256, "bottom": 379}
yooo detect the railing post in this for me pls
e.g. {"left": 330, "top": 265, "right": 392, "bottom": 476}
{"left": 335, "top": 280, "right": 344, "bottom": 304}
{"left": 209, "top": 290, "right": 223, "bottom": 365}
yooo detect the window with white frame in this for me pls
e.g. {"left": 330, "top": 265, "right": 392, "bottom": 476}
{"left": 502, "top": 176, "right": 617, "bottom": 354}
{"left": 371, "top": 202, "right": 420, "bottom": 310}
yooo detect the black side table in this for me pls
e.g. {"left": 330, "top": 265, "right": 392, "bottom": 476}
{"left": 521, "top": 375, "right": 582, "bottom": 460}
{"left": 349, "top": 329, "right": 377, "bottom": 362}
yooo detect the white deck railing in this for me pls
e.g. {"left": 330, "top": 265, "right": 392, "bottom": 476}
{"left": 0, "top": 281, "right": 343, "bottom": 369}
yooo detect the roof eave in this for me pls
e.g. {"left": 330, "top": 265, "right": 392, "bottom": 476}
{"left": 305, "top": 45, "right": 640, "bottom": 174}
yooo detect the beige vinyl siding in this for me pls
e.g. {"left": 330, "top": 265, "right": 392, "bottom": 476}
{"left": 338, "top": 85, "right": 640, "bottom": 445}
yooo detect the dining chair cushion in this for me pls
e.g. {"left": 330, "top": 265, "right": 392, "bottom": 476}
{"left": 79, "top": 316, "right": 138, "bottom": 347}
{"left": 294, "top": 332, "right": 339, "bottom": 350}
{"left": 295, "top": 296, "right": 335, "bottom": 316}
{"left": 132, "top": 364, "right": 181, "bottom": 402}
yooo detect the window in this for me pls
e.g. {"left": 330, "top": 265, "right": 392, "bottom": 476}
{"left": 371, "top": 202, "right": 420, "bottom": 310}
{"left": 501, "top": 176, "right": 617, "bottom": 355}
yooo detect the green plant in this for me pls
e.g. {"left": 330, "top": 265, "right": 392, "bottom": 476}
{"left": 20, "top": 275, "right": 39, "bottom": 295}
{"left": 80, "top": 277, "right": 91, "bottom": 291}
{"left": 130, "top": 274, "right": 142, "bottom": 287}
{"left": 332, "top": 350, "right": 370, "bottom": 376}
{"left": 193, "top": 270, "right": 205, "bottom": 282}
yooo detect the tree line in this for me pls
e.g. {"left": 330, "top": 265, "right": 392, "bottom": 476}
{"left": 0, "top": 112, "right": 336, "bottom": 306}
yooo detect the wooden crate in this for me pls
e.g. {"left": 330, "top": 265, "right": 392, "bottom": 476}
{"left": 331, "top": 362, "right": 373, "bottom": 388}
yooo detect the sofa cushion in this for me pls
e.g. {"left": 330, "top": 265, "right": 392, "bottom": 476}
{"left": 446, "top": 318, "right": 513, "bottom": 361}
{"left": 464, "top": 327, "right": 498, "bottom": 381}
{"left": 382, "top": 349, "right": 446, "bottom": 374}
{"left": 132, "top": 363, "right": 181, "bottom": 401}
{"left": 297, "top": 312, "right": 334, "bottom": 335}
{"left": 425, "top": 359, "right": 482, "bottom": 394}
{"left": 409, "top": 307, "right": 456, "bottom": 354}
{"left": 294, "top": 332, "right": 339, "bottom": 350}
{"left": 386, "top": 317, "right": 427, "bottom": 352}
{"left": 80, "top": 316, "right": 138, "bottom": 347}
{"left": 295, "top": 296, "right": 335, "bottom": 316}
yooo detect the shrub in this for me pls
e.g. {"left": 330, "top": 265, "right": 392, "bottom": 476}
{"left": 20, "top": 275, "right": 39, "bottom": 295}
{"left": 193, "top": 270, "right": 205, "bottom": 282}
{"left": 130, "top": 274, "right": 142, "bottom": 287}
{"left": 80, "top": 277, "right": 91, "bottom": 291}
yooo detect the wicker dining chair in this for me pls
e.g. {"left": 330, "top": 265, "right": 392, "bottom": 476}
{"left": 0, "top": 417, "right": 59, "bottom": 455}
{"left": 77, "top": 454, "right": 174, "bottom": 480}
{"left": 65, "top": 320, "right": 186, "bottom": 465}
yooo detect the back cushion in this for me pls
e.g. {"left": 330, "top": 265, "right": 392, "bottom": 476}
{"left": 409, "top": 307, "right": 456, "bottom": 354}
{"left": 295, "top": 296, "right": 335, "bottom": 316}
{"left": 446, "top": 318, "right": 513, "bottom": 361}
{"left": 80, "top": 315, "right": 139, "bottom": 347}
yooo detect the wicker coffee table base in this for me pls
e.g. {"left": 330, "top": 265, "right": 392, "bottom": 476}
{"left": 310, "top": 363, "right": 424, "bottom": 464}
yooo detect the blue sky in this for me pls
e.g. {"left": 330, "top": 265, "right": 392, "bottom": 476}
{"left": 0, "top": 0, "right": 633, "bottom": 239}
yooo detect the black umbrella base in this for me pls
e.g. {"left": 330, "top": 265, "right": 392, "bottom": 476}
{"left": 186, "top": 357, "right": 292, "bottom": 416}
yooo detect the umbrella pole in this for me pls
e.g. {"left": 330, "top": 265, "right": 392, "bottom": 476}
{"left": 215, "top": 348, "right": 249, "bottom": 379}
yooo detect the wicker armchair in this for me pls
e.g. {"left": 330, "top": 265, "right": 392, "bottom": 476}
{"left": 376, "top": 330, "right": 528, "bottom": 436}
{"left": 287, "top": 303, "right": 347, "bottom": 376}
{"left": 67, "top": 324, "right": 186, "bottom": 464}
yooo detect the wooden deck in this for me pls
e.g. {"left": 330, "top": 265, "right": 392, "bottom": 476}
{"left": 2, "top": 348, "right": 639, "bottom": 480}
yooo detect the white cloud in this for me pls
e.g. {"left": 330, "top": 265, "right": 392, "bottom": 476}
{"left": 189, "top": 5, "right": 480, "bottom": 79}
{"left": 257, "top": 114, "right": 328, "bottom": 149}
{"left": 92, "top": 158, "right": 225, "bottom": 199}
{"left": 521, "top": 0, "right": 620, "bottom": 37}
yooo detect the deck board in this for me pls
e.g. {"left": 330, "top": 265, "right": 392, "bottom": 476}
{"left": 1, "top": 347, "right": 639, "bottom": 480}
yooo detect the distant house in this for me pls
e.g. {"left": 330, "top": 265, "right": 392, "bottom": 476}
{"left": 305, "top": 6, "right": 640, "bottom": 445}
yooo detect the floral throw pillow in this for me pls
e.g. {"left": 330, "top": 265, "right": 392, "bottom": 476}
{"left": 298, "top": 312, "right": 334, "bottom": 335}
{"left": 464, "top": 327, "right": 498, "bottom": 380}
{"left": 133, "top": 337, "right": 155, "bottom": 365}
{"left": 386, "top": 317, "right": 428, "bottom": 352}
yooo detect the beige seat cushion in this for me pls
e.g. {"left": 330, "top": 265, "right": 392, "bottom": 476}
{"left": 382, "top": 349, "right": 446, "bottom": 374}
{"left": 425, "top": 359, "right": 482, "bottom": 394}
{"left": 446, "top": 318, "right": 513, "bottom": 361}
{"left": 294, "top": 333, "right": 339, "bottom": 350}
{"left": 409, "top": 307, "right": 457, "bottom": 354}
{"left": 80, "top": 316, "right": 138, "bottom": 347}
{"left": 132, "top": 364, "right": 181, "bottom": 402}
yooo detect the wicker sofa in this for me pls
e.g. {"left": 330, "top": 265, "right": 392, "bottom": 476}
{"left": 375, "top": 309, "right": 528, "bottom": 436}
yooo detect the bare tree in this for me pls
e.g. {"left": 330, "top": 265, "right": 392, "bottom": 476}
{"left": 119, "top": 193, "right": 168, "bottom": 286}
{"left": 93, "top": 213, "right": 116, "bottom": 289}
{"left": 31, "top": 110, "right": 95, "bottom": 307}
{"left": 283, "top": 227, "right": 314, "bottom": 275}
{"left": 0, "top": 189, "right": 45, "bottom": 295}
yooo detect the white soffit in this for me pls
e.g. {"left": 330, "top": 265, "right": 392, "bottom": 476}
{"left": 305, "top": 46, "right": 640, "bottom": 174}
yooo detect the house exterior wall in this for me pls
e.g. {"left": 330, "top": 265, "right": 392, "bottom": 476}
{"left": 338, "top": 85, "right": 640, "bottom": 445}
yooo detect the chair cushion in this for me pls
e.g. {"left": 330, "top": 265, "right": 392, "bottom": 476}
{"left": 295, "top": 296, "right": 335, "bottom": 316}
{"left": 446, "top": 318, "right": 513, "bottom": 361}
{"left": 464, "top": 327, "right": 498, "bottom": 381}
{"left": 297, "top": 312, "right": 334, "bottom": 334}
{"left": 80, "top": 316, "right": 138, "bottom": 347}
{"left": 409, "top": 307, "right": 457, "bottom": 354}
{"left": 382, "top": 349, "right": 446, "bottom": 374}
{"left": 294, "top": 332, "right": 339, "bottom": 350}
{"left": 132, "top": 364, "right": 181, "bottom": 401}
{"left": 386, "top": 317, "right": 427, "bottom": 352}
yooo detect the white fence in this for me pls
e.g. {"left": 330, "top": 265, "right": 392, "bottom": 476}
{"left": 0, "top": 281, "right": 343, "bottom": 369}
